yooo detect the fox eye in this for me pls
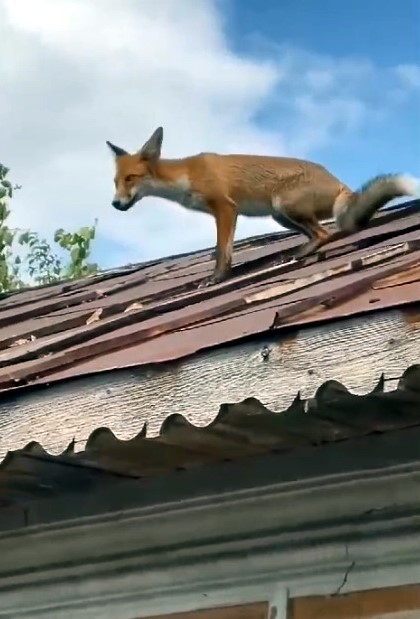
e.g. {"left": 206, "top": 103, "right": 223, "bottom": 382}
{"left": 125, "top": 175, "right": 137, "bottom": 182}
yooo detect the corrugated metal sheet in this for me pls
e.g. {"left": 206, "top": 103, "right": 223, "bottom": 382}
{"left": 0, "top": 363, "right": 419, "bottom": 508}
{"left": 0, "top": 200, "right": 419, "bottom": 393}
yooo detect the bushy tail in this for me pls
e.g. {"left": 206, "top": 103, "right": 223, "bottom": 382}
{"left": 335, "top": 173, "right": 420, "bottom": 232}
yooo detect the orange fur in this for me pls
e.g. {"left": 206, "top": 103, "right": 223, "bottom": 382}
{"left": 107, "top": 127, "right": 420, "bottom": 286}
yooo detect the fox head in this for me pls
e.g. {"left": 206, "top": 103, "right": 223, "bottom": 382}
{"left": 106, "top": 126, "right": 163, "bottom": 211}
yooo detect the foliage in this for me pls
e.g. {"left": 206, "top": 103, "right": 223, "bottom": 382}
{"left": 0, "top": 163, "right": 99, "bottom": 292}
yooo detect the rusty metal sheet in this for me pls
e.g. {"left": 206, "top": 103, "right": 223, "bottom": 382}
{"left": 0, "top": 200, "right": 418, "bottom": 392}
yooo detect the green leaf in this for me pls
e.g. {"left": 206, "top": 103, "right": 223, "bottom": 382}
{"left": 18, "top": 231, "right": 30, "bottom": 244}
{"left": 54, "top": 228, "right": 64, "bottom": 242}
{"left": 70, "top": 246, "right": 80, "bottom": 263}
{"left": 3, "top": 230, "right": 14, "bottom": 246}
{"left": 0, "top": 163, "right": 100, "bottom": 290}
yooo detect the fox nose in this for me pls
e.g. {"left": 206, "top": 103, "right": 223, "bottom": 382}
{"left": 112, "top": 199, "right": 128, "bottom": 211}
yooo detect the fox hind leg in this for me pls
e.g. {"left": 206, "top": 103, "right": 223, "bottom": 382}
{"left": 271, "top": 212, "right": 330, "bottom": 259}
{"left": 271, "top": 194, "right": 331, "bottom": 259}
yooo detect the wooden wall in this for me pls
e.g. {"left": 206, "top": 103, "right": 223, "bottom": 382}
{"left": 0, "top": 307, "right": 419, "bottom": 459}
{"left": 141, "top": 584, "right": 420, "bottom": 619}
{"left": 289, "top": 583, "right": 420, "bottom": 619}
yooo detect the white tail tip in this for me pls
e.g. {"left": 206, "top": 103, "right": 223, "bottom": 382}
{"left": 396, "top": 174, "right": 420, "bottom": 198}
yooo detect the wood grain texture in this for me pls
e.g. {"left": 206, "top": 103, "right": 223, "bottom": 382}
{"left": 289, "top": 584, "right": 420, "bottom": 619}
{"left": 141, "top": 602, "right": 268, "bottom": 619}
{"left": 0, "top": 308, "right": 419, "bottom": 459}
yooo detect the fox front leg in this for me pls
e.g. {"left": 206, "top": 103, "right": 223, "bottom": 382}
{"left": 198, "top": 201, "right": 237, "bottom": 288}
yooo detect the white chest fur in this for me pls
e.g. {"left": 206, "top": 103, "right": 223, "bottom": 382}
{"left": 144, "top": 175, "right": 210, "bottom": 214}
{"left": 143, "top": 175, "right": 273, "bottom": 217}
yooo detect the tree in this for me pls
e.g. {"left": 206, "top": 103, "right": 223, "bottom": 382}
{"left": 0, "top": 163, "right": 99, "bottom": 293}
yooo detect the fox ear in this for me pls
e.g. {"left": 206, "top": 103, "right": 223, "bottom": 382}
{"left": 106, "top": 141, "right": 128, "bottom": 157}
{"left": 138, "top": 127, "right": 163, "bottom": 161}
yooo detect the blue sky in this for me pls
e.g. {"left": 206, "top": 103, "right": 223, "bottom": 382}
{"left": 227, "top": 0, "right": 420, "bottom": 187}
{"left": 2, "top": 0, "right": 419, "bottom": 271}
{"left": 229, "top": 0, "right": 419, "bottom": 63}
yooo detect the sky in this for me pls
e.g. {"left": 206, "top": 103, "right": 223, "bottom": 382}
{"left": 1, "top": 0, "right": 419, "bottom": 270}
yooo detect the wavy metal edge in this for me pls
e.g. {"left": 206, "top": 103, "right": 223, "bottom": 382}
{"left": 1, "top": 364, "right": 419, "bottom": 471}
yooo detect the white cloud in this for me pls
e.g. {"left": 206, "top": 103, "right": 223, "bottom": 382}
{"left": 0, "top": 0, "right": 417, "bottom": 267}
{"left": 394, "top": 64, "right": 420, "bottom": 90}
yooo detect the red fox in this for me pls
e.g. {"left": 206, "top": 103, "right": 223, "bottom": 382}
{"left": 107, "top": 127, "right": 420, "bottom": 286}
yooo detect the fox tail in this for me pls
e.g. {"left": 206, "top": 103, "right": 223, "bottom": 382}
{"left": 335, "top": 173, "right": 420, "bottom": 232}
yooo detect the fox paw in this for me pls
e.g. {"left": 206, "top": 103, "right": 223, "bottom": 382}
{"left": 293, "top": 242, "right": 318, "bottom": 260}
{"left": 198, "top": 272, "right": 227, "bottom": 288}
{"left": 292, "top": 248, "right": 309, "bottom": 260}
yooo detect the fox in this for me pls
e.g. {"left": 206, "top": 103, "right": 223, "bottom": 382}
{"left": 107, "top": 126, "right": 420, "bottom": 287}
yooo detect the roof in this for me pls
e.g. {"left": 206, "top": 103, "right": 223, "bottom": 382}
{"left": 0, "top": 199, "right": 419, "bottom": 394}
{"left": 1, "top": 363, "right": 419, "bottom": 511}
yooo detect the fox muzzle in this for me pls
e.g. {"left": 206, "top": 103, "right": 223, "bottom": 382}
{"left": 112, "top": 199, "right": 131, "bottom": 211}
{"left": 112, "top": 193, "right": 140, "bottom": 211}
